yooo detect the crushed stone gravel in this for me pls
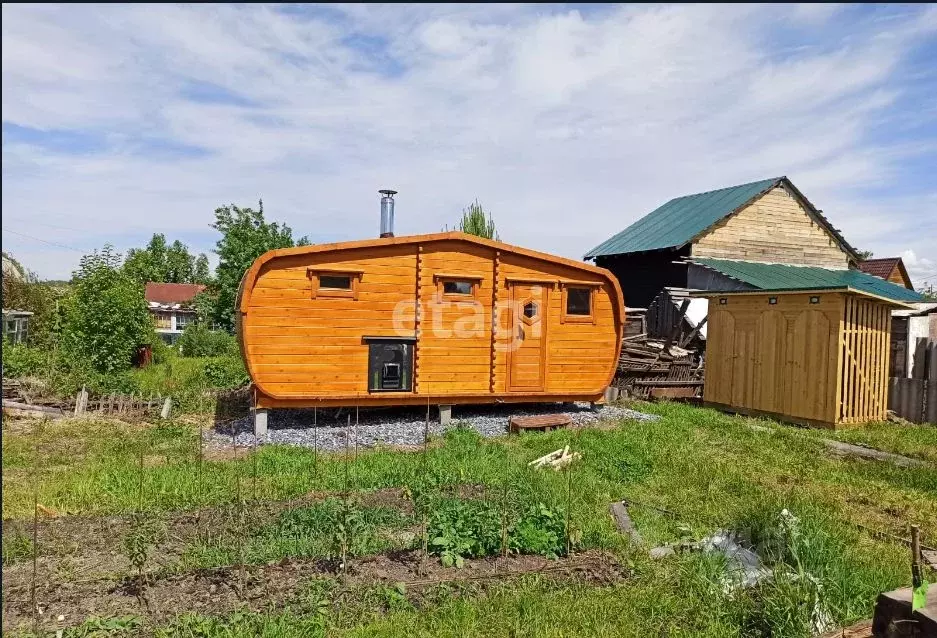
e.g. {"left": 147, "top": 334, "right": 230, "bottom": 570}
{"left": 205, "top": 402, "right": 659, "bottom": 452}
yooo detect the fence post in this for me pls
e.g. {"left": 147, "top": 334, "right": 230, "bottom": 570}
{"left": 160, "top": 397, "right": 172, "bottom": 420}
{"left": 73, "top": 386, "right": 87, "bottom": 416}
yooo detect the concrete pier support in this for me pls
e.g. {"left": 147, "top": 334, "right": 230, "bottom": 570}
{"left": 439, "top": 404, "right": 452, "bottom": 426}
{"left": 254, "top": 407, "right": 268, "bottom": 437}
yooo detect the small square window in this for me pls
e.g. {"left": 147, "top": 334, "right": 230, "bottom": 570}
{"left": 443, "top": 280, "right": 473, "bottom": 295}
{"left": 320, "top": 275, "right": 352, "bottom": 290}
{"left": 308, "top": 269, "right": 361, "bottom": 299}
{"left": 719, "top": 298, "right": 728, "bottom": 305}
{"left": 810, "top": 296, "right": 820, "bottom": 304}
{"left": 436, "top": 276, "right": 480, "bottom": 301}
{"left": 566, "top": 288, "right": 592, "bottom": 316}
{"left": 768, "top": 297, "right": 778, "bottom": 305}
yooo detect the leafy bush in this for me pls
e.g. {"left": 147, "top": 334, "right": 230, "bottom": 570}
{"left": 204, "top": 355, "right": 248, "bottom": 388}
{"left": 60, "top": 246, "right": 151, "bottom": 375}
{"left": 149, "top": 336, "right": 175, "bottom": 365}
{"left": 177, "top": 324, "right": 237, "bottom": 358}
{"left": 427, "top": 497, "right": 568, "bottom": 567}
{"left": 1, "top": 341, "right": 48, "bottom": 378}
{"left": 510, "top": 502, "right": 566, "bottom": 559}
{"left": 1, "top": 254, "right": 65, "bottom": 349}
{"left": 428, "top": 498, "right": 502, "bottom": 567}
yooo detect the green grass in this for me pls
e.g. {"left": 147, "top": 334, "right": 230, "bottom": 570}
{"left": 131, "top": 354, "right": 245, "bottom": 413}
{"left": 3, "top": 402, "right": 936, "bottom": 637}
{"left": 794, "top": 418, "right": 937, "bottom": 464}
{"left": 181, "top": 500, "right": 416, "bottom": 570}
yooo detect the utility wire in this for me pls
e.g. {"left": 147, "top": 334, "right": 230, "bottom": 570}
{"left": 1, "top": 228, "right": 87, "bottom": 253}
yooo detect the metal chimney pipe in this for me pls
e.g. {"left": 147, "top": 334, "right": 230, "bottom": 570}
{"left": 379, "top": 189, "right": 397, "bottom": 238}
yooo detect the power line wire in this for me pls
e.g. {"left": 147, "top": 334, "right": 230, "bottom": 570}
{"left": 1, "top": 228, "right": 87, "bottom": 253}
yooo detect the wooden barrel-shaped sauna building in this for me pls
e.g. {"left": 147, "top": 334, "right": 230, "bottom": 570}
{"left": 237, "top": 232, "right": 624, "bottom": 416}
{"left": 699, "top": 288, "right": 911, "bottom": 428}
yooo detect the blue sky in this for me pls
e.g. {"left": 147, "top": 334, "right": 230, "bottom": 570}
{"left": 2, "top": 3, "right": 936, "bottom": 285}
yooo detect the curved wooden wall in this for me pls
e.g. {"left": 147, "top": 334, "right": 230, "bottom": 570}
{"left": 237, "top": 232, "right": 624, "bottom": 408}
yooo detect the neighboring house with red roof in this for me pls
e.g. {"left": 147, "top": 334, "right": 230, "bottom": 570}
{"left": 145, "top": 282, "right": 205, "bottom": 344}
{"left": 858, "top": 257, "right": 913, "bottom": 290}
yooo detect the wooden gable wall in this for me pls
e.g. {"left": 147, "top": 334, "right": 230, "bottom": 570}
{"left": 885, "top": 265, "right": 913, "bottom": 290}
{"left": 691, "top": 186, "right": 851, "bottom": 269}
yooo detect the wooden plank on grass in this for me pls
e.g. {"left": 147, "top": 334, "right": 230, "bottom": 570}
{"left": 609, "top": 501, "right": 643, "bottom": 545}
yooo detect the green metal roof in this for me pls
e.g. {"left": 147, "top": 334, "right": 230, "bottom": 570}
{"left": 689, "top": 258, "right": 925, "bottom": 304}
{"left": 585, "top": 177, "right": 781, "bottom": 258}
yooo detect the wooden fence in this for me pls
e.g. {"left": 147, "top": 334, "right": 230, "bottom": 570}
{"left": 73, "top": 387, "right": 172, "bottom": 419}
{"left": 888, "top": 341, "right": 936, "bottom": 424}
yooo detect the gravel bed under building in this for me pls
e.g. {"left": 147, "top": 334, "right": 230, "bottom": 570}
{"left": 206, "top": 402, "right": 659, "bottom": 452}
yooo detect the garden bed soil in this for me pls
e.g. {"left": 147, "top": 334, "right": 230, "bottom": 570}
{"left": 2, "top": 549, "right": 626, "bottom": 634}
{"left": 2, "top": 487, "right": 415, "bottom": 589}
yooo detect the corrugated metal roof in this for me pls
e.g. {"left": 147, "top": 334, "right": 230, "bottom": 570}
{"left": 689, "top": 258, "right": 924, "bottom": 303}
{"left": 584, "top": 177, "right": 859, "bottom": 261}
{"left": 584, "top": 177, "right": 781, "bottom": 258}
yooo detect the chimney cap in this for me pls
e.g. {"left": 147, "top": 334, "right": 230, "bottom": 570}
{"left": 379, "top": 189, "right": 398, "bottom": 196}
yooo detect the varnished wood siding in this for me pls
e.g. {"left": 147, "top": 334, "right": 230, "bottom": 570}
{"left": 418, "top": 241, "right": 493, "bottom": 395}
{"left": 692, "top": 187, "right": 851, "bottom": 268}
{"left": 704, "top": 291, "right": 892, "bottom": 428}
{"left": 496, "top": 253, "right": 620, "bottom": 395}
{"left": 886, "top": 267, "right": 911, "bottom": 289}
{"left": 239, "top": 233, "right": 624, "bottom": 407}
{"left": 244, "top": 247, "right": 417, "bottom": 398}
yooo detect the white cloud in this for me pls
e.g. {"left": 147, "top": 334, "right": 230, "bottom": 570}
{"left": 2, "top": 4, "right": 936, "bottom": 281}
{"left": 901, "top": 250, "right": 937, "bottom": 289}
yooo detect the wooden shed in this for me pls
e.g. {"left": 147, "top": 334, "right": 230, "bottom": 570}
{"left": 700, "top": 288, "right": 911, "bottom": 428}
{"left": 237, "top": 232, "right": 624, "bottom": 417}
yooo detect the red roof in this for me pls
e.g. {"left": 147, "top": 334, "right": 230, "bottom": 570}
{"left": 145, "top": 282, "right": 205, "bottom": 305}
{"left": 858, "top": 258, "right": 900, "bottom": 279}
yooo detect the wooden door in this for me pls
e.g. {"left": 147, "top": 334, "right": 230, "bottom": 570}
{"left": 507, "top": 284, "right": 548, "bottom": 391}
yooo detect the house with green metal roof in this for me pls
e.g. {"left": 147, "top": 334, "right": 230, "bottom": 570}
{"left": 584, "top": 176, "right": 922, "bottom": 308}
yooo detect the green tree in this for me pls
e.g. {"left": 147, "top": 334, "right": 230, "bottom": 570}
{"left": 458, "top": 200, "right": 499, "bottom": 240}
{"left": 61, "top": 245, "right": 152, "bottom": 375}
{"left": 211, "top": 200, "right": 308, "bottom": 331}
{"left": 194, "top": 254, "right": 211, "bottom": 284}
{"left": 1, "top": 252, "right": 65, "bottom": 349}
{"left": 123, "top": 234, "right": 210, "bottom": 285}
{"left": 856, "top": 249, "right": 874, "bottom": 260}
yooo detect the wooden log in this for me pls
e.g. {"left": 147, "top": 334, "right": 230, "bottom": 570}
{"left": 677, "top": 315, "right": 708, "bottom": 349}
{"left": 548, "top": 451, "right": 581, "bottom": 470}
{"left": 529, "top": 446, "right": 567, "bottom": 468}
{"left": 633, "top": 379, "right": 705, "bottom": 387}
{"left": 3, "top": 402, "right": 65, "bottom": 417}
{"left": 650, "top": 387, "right": 700, "bottom": 399}
{"left": 609, "top": 501, "right": 643, "bottom": 545}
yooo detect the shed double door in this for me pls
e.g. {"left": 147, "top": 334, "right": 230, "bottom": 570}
{"left": 506, "top": 283, "right": 548, "bottom": 392}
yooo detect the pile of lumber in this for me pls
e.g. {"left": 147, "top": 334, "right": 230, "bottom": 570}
{"left": 528, "top": 446, "right": 581, "bottom": 471}
{"left": 616, "top": 333, "right": 704, "bottom": 400}
{"left": 615, "top": 298, "right": 705, "bottom": 400}
{"left": 2, "top": 379, "right": 26, "bottom": 402}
